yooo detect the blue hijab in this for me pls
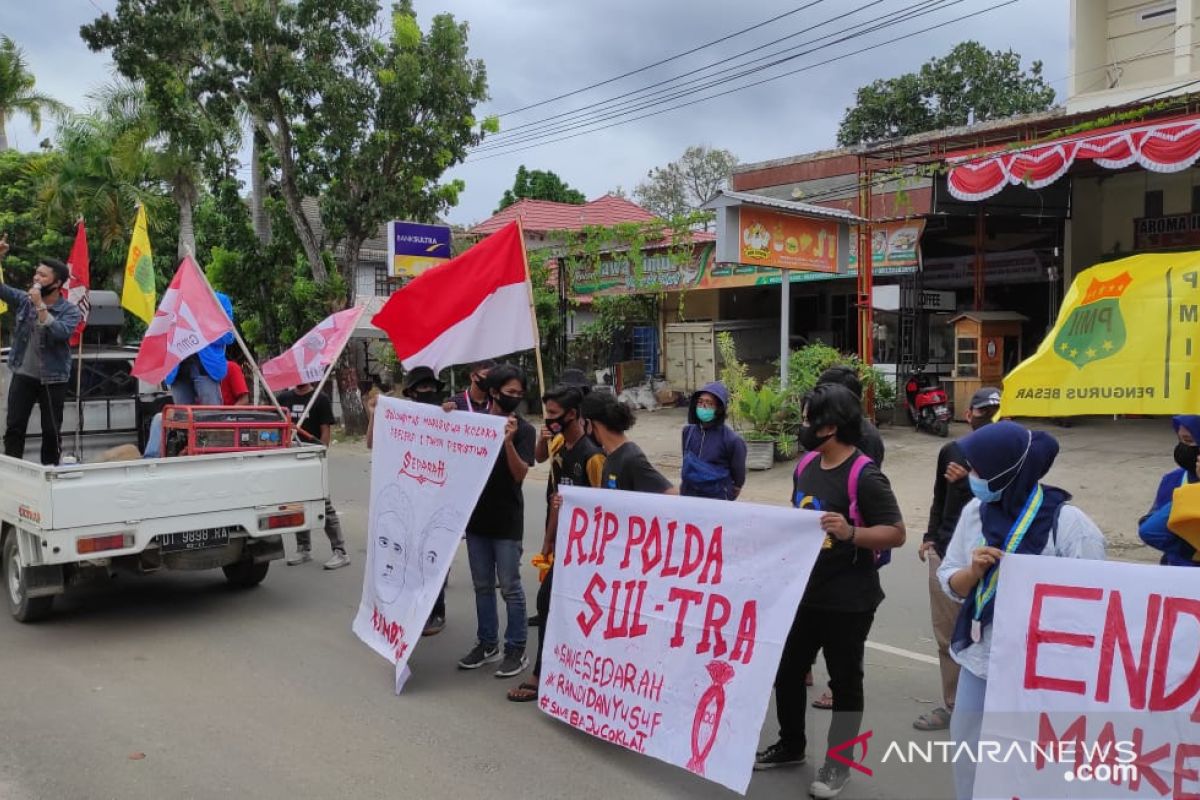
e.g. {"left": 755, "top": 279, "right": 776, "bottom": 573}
{"left": 1153, "top": 415, "right": 1200, "bottom": 510}
{"left": 951, "top": 421, "right": 1070, "bottom": 653}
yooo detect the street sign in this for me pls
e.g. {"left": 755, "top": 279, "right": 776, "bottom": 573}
{"left": 387, "top": 221, "right": 452, "bottom": 278}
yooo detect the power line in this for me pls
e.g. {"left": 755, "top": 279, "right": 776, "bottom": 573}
{"left": 471, "top": 0, "right": 960, "bottom": 154}
{"left": 495, "top": 0, "right": 828, "bottom": 117}
{"left": 465, "top": 0, "right": 1014, "bottom": 162}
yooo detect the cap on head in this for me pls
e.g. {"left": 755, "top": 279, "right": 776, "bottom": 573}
{"left": 970, "top": 387, "right": 1002, "bottom": 410}
{"left": 402, "top": 366, "right": 445, "bottom": 393}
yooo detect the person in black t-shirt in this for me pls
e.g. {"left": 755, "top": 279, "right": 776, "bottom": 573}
{"left": 443, "top": 358, "right": 495, "bottom": 414}
{"left": 579, "top": 392, "right": 674, "bottom": 494}
{"left": 457, "top": 364, "right": 537, "bottom": 679}
{"left": 508, "top": 383, "right": 605, "bottom": 704}
{"left": 279, "top": 383, "right": 349, "bottom": 571}
{"left": 755, "top": 384, "right": 905, "bottom": 800}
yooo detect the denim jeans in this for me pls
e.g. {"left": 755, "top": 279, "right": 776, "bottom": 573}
{"left": 4, "top": 373, "right": 67, "bottom": 465}
{"left": 950, "top": 668, "right": 987, "bottom": 800}
{"left": 169, "top": 360, "right": 222, "bottom": 406}
{"left": 143, "top": 412, "right": 164, "bottom": 458}
{"left": 465, "top": 533, "right": 526, "bottom": 654}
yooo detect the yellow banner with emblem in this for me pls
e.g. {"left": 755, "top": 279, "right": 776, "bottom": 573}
{"left": 1002, "top": 252, "right": 1200, "bottom": 417}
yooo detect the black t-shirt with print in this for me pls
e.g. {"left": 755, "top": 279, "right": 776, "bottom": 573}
{"left": 468, "top": 416, "right": 536, "bottom": 540}
{"left": 601, "top": 441, "right": 673, "bottom": 493}
{"left": 277, "top": 389, "right": 336, "bottom": 444}
{"left": 791, "top": 450, "right": 903, "bottom": 612}
{"left": 550, "top": 434, "right": 606, "bottom": 495}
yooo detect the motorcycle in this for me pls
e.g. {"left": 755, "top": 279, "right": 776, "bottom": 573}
{"left": 904, "top": 368, "right": 951, "bottom": 437}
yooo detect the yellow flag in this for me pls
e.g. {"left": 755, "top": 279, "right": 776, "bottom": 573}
{"left": 0, "top": 261, "right": 7, "bottom": 315}
{"left": 1001, "top": 251, "right": 1200, "bottom": 417}
{"left": 121, "top": 206, "right": 155, "bottom": 323}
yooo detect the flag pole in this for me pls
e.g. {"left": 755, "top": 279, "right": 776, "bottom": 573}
{"left": 291, "top": 305, "right": 367, "bottom": 443}
{"left": 517, "top": 220, "right": 547, "bottom": 395}
{"left": 71, "top": 217, "right": 86, "bottom": 461}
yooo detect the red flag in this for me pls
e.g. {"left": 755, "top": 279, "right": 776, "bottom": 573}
{"left": 131, "top": 256, "right": 234, "bottom": 384}
{"left": 371, "top": 222, "right": 535, "bottom": 372}
{"left": 261, "top": 306, "right": 366, "bottom": 392}
{"left": 66, "top": 220, "right": 90, "bottom": 347}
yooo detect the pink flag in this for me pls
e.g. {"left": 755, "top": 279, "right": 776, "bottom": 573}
{"left": 132, "top": 256, "right": 235, "bottom": 384}
{"left": 261, "top": 306, "right": 366, "bottom": 392}
{"left": 66, "top": 220, "right": 90, "bottom": 347}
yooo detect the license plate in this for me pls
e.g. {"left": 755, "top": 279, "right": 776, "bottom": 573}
{"left": 159, "top": 527, "right": 235, "bottom": 553}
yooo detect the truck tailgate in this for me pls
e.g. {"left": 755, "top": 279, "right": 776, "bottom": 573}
{"left": 43, "top": 448, "right": 328, "bottom": 530}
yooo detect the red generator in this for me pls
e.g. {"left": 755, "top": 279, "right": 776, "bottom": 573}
{"left": 161, "top": 406, "right": 292, "bottom": 456}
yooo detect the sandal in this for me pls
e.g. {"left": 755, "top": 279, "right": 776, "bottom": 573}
{"left": 811, "top": 691, "right": 833, "bottom": 710}
{"left": 507, "top": 681, "right": 539, "bottom": 703}
{"left": 913, "top": 707, "right": 952, "bottom": 731}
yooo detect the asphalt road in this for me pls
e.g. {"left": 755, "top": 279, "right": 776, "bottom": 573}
{"left": 0, "top": 447, "right": 960, "bottom": 800}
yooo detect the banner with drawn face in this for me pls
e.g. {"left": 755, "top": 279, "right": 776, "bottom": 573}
{"left": 352, "top": 396, "right": 506, "bottom": 692}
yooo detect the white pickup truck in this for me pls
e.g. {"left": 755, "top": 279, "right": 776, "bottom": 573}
{"left": 0, "top": 444, "right": 328, "bottom": 621}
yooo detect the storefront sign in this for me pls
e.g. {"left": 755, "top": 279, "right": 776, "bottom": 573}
{"left": 1133, "top": 213, "right": 1200, "bottom": 250}
{"left": 923, "top": 250, "right": 1048, "bottom": 289}
{"left": 738, "top": 208, "right": 838, "bottom": 272}
{"left": 848, "top": 219, "right": 925, "bottom": 269}
{"left": 387, "top": 220, "right": 452, "bottom": 278}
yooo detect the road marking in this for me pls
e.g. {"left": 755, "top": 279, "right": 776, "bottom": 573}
{"left": 866, "top": 640, "right": 939, "bottom": 666}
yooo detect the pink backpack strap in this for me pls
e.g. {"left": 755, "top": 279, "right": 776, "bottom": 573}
{"left": 794, "top": 450, "right": 820, "bottom": 480}
{"left": 847, "top": 454, "right": 872, "bottom": 527}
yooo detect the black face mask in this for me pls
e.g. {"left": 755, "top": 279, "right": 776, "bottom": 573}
{"left": 412, "top": 389, "right": 443, "bottom": 405}
{"left": 799, "top": 423, "right": 832, "bottom": 453}
{"left": 495, "top": 393, "right": 522, "bottom": 414}
{"left": 1175, "top": 442, "right": 1199, "bottom": 472}
{"left": 545, "top": 414, "right": 567, "bottom": 435}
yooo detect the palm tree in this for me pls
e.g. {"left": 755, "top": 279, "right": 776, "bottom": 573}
{"left": 0, "top": 35, "right": 68, "bottom": 151}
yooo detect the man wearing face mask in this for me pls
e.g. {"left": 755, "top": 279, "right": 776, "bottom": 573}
{"left": 913, "top": 387, "right": 1001, "bottom": 732}
{"left": 680, "top": 381, "right": 746, "bottom": 500}
{"left": 0, "top": 240, "right": 84, "bottom": 465}
{"left": 1139, "top": 415, "right": 1200, "bottom": 566}
{"left": 445, "top": 358, "right": 495, "bottom": 414}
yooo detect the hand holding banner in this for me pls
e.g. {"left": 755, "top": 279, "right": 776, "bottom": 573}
{"left": 540, "top": 486, "right": 825, "bottom": 794}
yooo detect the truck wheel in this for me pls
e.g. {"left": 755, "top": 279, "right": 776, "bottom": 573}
{"left": 3, "top": 533, "right": 54, "bottom": 623}
{"left": 223, "top": 559, "right": 269, "bottom": 589}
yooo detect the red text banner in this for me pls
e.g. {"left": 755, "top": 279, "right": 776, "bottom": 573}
{"left": 541, "top": 486, "right": 824, "bottom": 794}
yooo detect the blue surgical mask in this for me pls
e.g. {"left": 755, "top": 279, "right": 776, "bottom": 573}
{"left": 696, "top": 407, "right": 716, "bottom": 424}
{"left": 969, "top": 474, "right": 1003, "bottom": 504}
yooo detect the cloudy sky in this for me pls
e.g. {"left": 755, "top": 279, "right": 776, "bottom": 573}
{"left": 6, "top": 0, "right": 1068, "bottom": 226}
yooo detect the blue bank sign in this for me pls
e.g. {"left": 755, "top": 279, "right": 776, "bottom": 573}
{"left": 387, "top": 220, "right": 452, "bottom": 278}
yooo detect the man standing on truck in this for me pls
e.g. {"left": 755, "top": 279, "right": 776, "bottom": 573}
{"left": 279, "top": 381, "right": 349, "bottom": 571}
{"left": 0, "top": 235, "right": 84, "bottom": 465}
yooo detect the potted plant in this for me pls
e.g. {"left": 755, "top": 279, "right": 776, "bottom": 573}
{"left": 736, "top": 384, "right": 782, "bottom": 470}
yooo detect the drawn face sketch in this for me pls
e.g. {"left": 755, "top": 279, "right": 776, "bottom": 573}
{"left": 371, "top": 485, "right": 413, "bottom": 605}
{"left": 417, "top": 507, "right": 463, "bottom": 587}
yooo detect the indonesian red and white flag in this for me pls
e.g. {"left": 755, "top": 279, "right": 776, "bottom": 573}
{"left": 261, "top": 306, "right": 366, "bottom": 392}
{"left": 371, "top": 222, "right": 536, "bottom": 372}
{"left": 66, "top": 220, "right": 90, "bottom": 347}
{"left": 131, "top": 255, "right": 234, "bottom": 384}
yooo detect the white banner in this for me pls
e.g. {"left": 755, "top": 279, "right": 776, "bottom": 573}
{"left": 352, "top": 396, "right": 507, "bottom": 692}
{"left": 540, "top": 486, "right": 824, "bottom": 794}
{"left": 975, "top": 554, "right": 1200, "bottom": 799}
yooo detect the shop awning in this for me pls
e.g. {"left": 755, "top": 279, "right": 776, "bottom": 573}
{"left": 946, "top": 114, "right": 1200, "bottom": 202}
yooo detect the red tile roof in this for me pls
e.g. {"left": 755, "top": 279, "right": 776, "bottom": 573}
{"left": 469, "top": 195, "right": 660, "bottom": 235}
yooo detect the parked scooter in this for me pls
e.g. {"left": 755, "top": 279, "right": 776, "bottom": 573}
{"left": 904, "top": 368, "right": 951, "bottom": 437}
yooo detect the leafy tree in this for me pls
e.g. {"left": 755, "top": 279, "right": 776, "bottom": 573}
{"left": 837, "top": 41, "right": 1057, "bottom": 146}
{"left": 497, "top": 165, "right": 586, "bottom": 212}
{"left": 0, "top": 150, "right": 71, "bottom": 280}
{"left": 0, "top": 35, "right": 68, "bottom": 151}
{"left": 634, "top": 145, "right": 737, "bottom": 229}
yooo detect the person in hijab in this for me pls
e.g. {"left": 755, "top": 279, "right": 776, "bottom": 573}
{"left": 680, "top": 381, "right": 747, "bottom": 500}
{"left": 937, "top": 421, "right": 1105, "bottom": 800}
{"left": 1139, "top": 415, "right": 1200, "bottom": 566}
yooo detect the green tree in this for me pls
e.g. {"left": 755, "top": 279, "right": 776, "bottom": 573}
{"left": 497, "top": 165, "right": 586, "bottom": 212}
{"left": 0, "top": 150, "right": 71, "bottom": 279}
{"left": 837, "top": 41, "right": 1057, "bottom": 146}
{"left": 0, "top": 35, "right": 68, "bottom": 151}
{"left": 634, "top": 145, "right": 737, "bottom": 229}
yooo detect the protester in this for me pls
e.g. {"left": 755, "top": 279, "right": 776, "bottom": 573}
{"left": 165, "top": 291, "right": 235, "bottom": 406}
{"left": 807, "top": 366, "right": 884, "bottom": 708}
{"left": 534, "top": 367, "right": 590, "bottom": 465}
{"left": 444, "top": 358, "right": 495, "bottom": 413}
{"left": 507, "top": 383, "right": 605, "bottom": 703}
{"left": 580, "top": 391, "right": 674, "bottom": 493}
{"left": 913, "top": 386, "right": 1001, "bottom": 732}
{"left": 1138, "top": 415, "right": 1200, "bottom": 565}
{"left": 458, "top": 364, "right": 536, "bottom": 678}
{"left": 756, "top": 383, "right": 905, "bottom": 800}
{"left": 220, "top": 358, "right": 250, "bottom": 405}
{"left": 279, "top": 382, "right": 349, "bottom": 571}
{"left": 679, "top": 381, "right": 746, "bottom": 500}
{"left": 938, "top": 421, "right": 1105, "bottom": 800}
{"left": 0, "top": 237, "right": 84, "bottom": 466}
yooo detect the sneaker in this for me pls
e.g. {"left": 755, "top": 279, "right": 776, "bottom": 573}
{"left": 286, "top": 549, "right": 312, "bottom": 566}
{"left": 810, "top": 764, "right": 850, "bottom": 798}
{"left": 754, "top": 741, "right": 805, "bottom": 770}
{"left": 422, "top": 614, "right": 446, "bottom": 636}
{"left": 494, "top": 650, "right": 529, "bottom": 679}
{"left": 323, "top": 550, "right": 350, "bottom": 570}
{"left": 457, "top": 643, "right": 501, "bottom": 670}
